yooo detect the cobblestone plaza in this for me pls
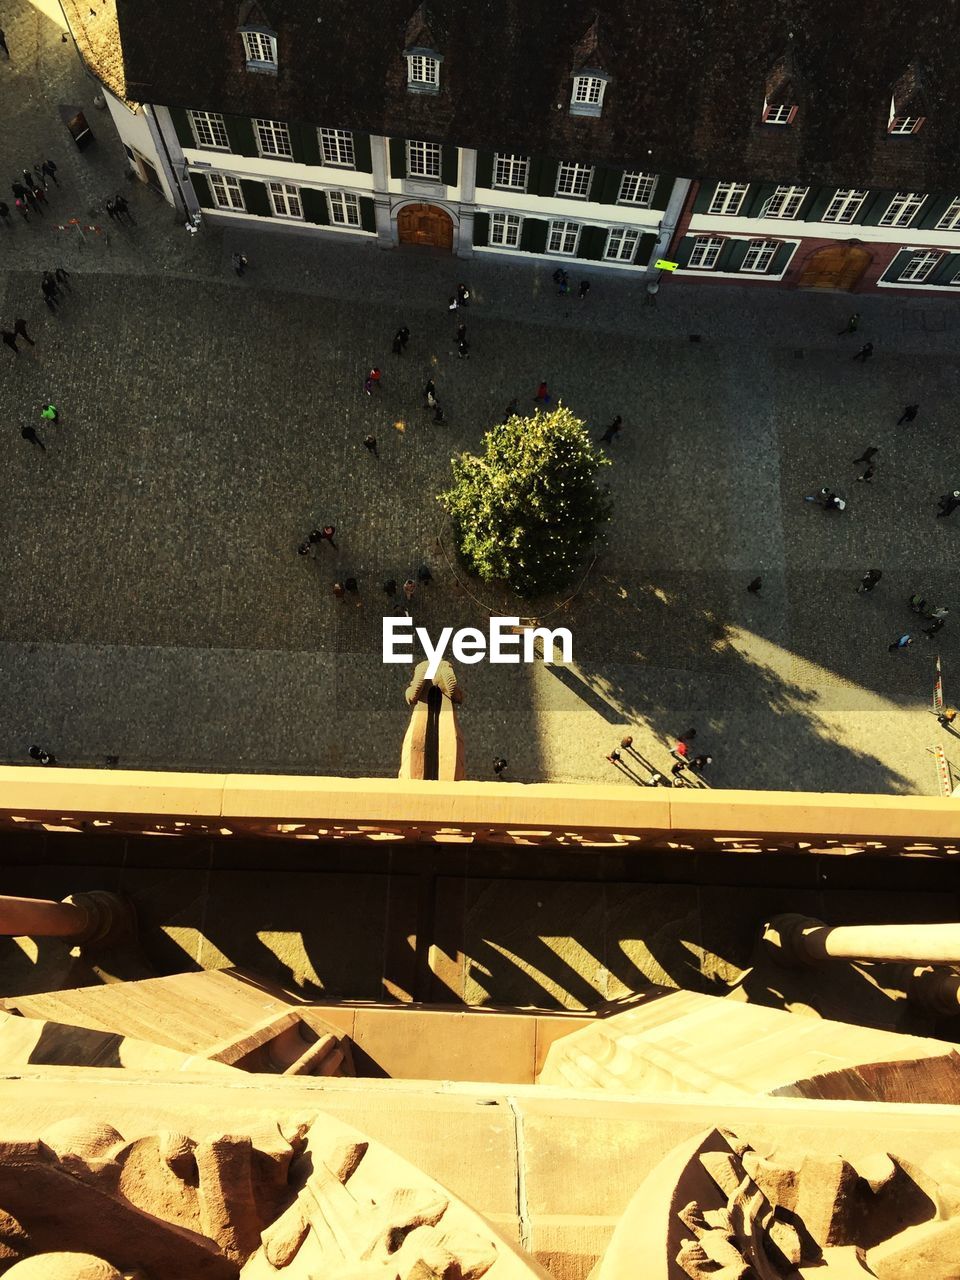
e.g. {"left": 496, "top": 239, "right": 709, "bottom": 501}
{"left": 1, "top": 1, "right": 959, "bottom": 793}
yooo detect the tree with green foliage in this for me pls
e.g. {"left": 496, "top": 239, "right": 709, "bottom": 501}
{"left": 439, "top": 404, "right": 612, "bottom": 597}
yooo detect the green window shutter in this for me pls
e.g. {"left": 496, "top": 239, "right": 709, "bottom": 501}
{"left": 389, "top": 138, "right": 406, "bottom": 179}
{"left": 722, "top": 240, "right": 748, "bottom": 272}
{"left": 239, "top": 179, "right": 271, "bottom": 216}
{"left": 880, "top": 249, "right": 910, "bottom": 283}
{"left": 746, "top": 184, "right": 776, "bottom": 217}
{"left": 636, "top": 231, "right": 657, "bottom": 266}
{"left": 353, "top": 133, "right": 372, "bottom": 173}
{"left": 520, "top": 218, "right": 548, "bottom": 253}
{"left": 596, "top": 167, "right": 623, "bottom": 205}
{"left": 860, "top": 191, "right": 892, "bottom": 226}
{"left": 169, "top": 107, "right": 195, "bottom": 149}
{"left": 930, "top": 252, "right": 960, "bottom": 285}
{"left": 693, "top": 181, "right": 717, "bottom": 213}
{"left": 300, "top": 187, "right": 329, "bottom": 225}
{"left": 673, "top": 235, "right": 696, "bottom": 267}
{"left": 473, "top": 212, "right": 490, "bottom": 246}
{"left": 537, "top": 158, "right": 559, "bottom": 197}
{"left": 526, "top": 155, "right": 544, "bottom": 194}
{"left": 441, "top": 146, "right": 459, "bottom": 186}
{"left": 578, "top": 226, "right": 606, "bottom": 260}
{"left": 190, "top": 173, "right": 213, "bottom": 208}
{"left": 359, "top": 197, "right": 376, "bottom": 232}
{"left": 770, "top": 241, "right": 795, "bottom": 274}
{"left": 225, "top": 115, "right": 259, "bottom": 158}
{"left": 475, "top": 150, "right": 494, "bottom": 189}
{"left": 918, "top": 195, "right": 950, "bottom": 230}
{"left": 806, "top": 186, "right": 839, "bottom": 222}
{"left": 294, "top": 123, "right": 321, "bottom": 167}
{"left": 647, "top": 174, "right": 672, "bottom": 211}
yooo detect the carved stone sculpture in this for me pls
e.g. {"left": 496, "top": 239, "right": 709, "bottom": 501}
{"left": 593, "top": 1127, "right": 960, "bottom": 1280}
{"left": 0, "top": 1111, "right": 547, "bottom": 1279}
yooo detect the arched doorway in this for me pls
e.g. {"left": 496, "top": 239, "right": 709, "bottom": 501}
{"left": 797, "top": 244, "right": 871, "bottom": 290}
{"left": 397, "top": 203, "right": 454, "bottom": 250}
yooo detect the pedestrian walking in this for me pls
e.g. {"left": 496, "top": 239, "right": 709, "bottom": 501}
{"left": 344, "top": 576, "right": 359, "bottom": 595}
{"left": 42, "top": 270, "right": 60, "bottom": 297}
{"left": 397, "top": 325, "right": 410, "bottom": 348}
{"left": 689, "top": 754, "right": 713, "bottom": 774}
{"left": 457, "top": 338, "right": 470, "bottom": 359}
{"left": 367, "top": 367, "right": 382, "bottom": 392}
{"left": 938, "top": 707, "right": 958, "bottom": 728}
{"left": 363, "top": 434, "right": 379, "bottom": 457}
{"left": 747, "top": 577, "right": 762, "bottom": 594}
{"left": 1, "top": 330, "right": 18, "bottom": 355}
{"left": 433, "top": 403, "right": 445, "bottom": 424}
{"left": 456, "top": 321, "right": 467, "bottom": 344}
{"left": 908, "top": 593, "right": 928, "bottom": 616}
{"left": 856, "top": 465, "right": 875, "bottom": 483}
{"left": 231, "top": 252, "right": 247, "bottom": 276}
{"left": 897, "top": 404, "right": 919, "bottom": 425}
{"left": 391, "top": 334, "right": 403, "bottom": 356}
{"left": 558, "top": 276, "right": 570, "bottom": 297}
{"left": 852, "top": 342, "right": 874, "bottom": 362}
{"left": 24, "top": 187, "right": 41, "bottom": 215}
{"left": 936, "top": 491, "right": 960, "bottom": 519}
{"left": 598, "top": 415, "right": 622, "bottom": 444}
{"left": 20, "top": 426, "right": 45, "bottom": 451}
{"left": 113, "top": 194, "right": 134, "bottom": 224}
{"left": 552, "top": 268, "right": 568, "bottom": 288}
{"left": 0, "top": 202, "right": 10, "bottom": 226}
{"left": 40, "top": 403, "right": 58, "bottom": 423}
{"left": 41, "top": 160, "right": 58, "bottom": 186}
{"left": 0, "top": 28, "right": 9, "bottom": 58}
{"left": 456, "top": 283, "right": 470, "bottom": 306}
{"left": 534, "top": 380, "right": 551, "bottom": 405}
{"left": 332, "top": 581, "right": 345, "bottom": 601}
{"left": 41, "top": 278, "right": 57, "bottom": 311}
{"left": 54, "top": 265, "right": 71, "bottom": 291}
{"left": 447, "top": 295, "right": 459, "bottom": 311}
{"left": 311, "top": 525, "right": 337, "bottom": 550}
{"left": 620, "top": 735, "right": 634, "bottom": 750}
{"left": 924, "top": 617, "right": 945, "bottom": 638}
{"left": 364, "top": 375, "right": 375, "bottom": 395}
{"left": 403, "top": 578, "right": 416, "bottom": 602}
{"left": 857, "top": 569, "right": 882, "bottom": 594}
{"left": 502, "top": 398, "right": 519, "bottom": 423}
{"left": 28, "top": 746, "right": 56, "bottom": 765}
{"left": 493, "top": 757, "right": 508, "bottom": 777}
{"left": 22, "top": 170, "right": 37, "bottom": 193}
{"left": 671, "top": 740, "right": 689, "bottom": 763}
{"left": 417, "top": 564, "right": 433, "bottom": 586}
{"left": 423, "top": 378, "right": 436, "bottom": 405}
{"left": 11, "top": 182, "right": 26, "bottom": 202}
{"left": 670, "top": 760, "right": 687, "bottom": 780}
{"left": 13, "top": 319, "right": 34, "bottom": 346}
{"left": 578, "top": 280, "right": 591, "bottom": 300}
{"left": 888, "top": 634, "right": 912, "bottom": 652}
{"left": 297, "top": 541, "right": 311, "bottom": 556}
{"left": 606, "top": 749, "right": 622, "bottom": 764}
{"left": 838, "top": 312, "right": 860, "bottom": 335}
{"left": 383, "top": 579, "right": 397, "bottom": 596}
{"left": 32, "top": 164, "right": 48, "bottom": 191}
{"left": 105, "top": 197, "right": 117, "bottom": 220}
{"left": 14, "top": 199, "right": 28, "bottom": 221}
{"left": 852, "top": 446, "right": 878, "bottom": 466}
{"left": 928, "top": 605, "right": 949, "bottom": 620}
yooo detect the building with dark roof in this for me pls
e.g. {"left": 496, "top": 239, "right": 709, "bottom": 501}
{"left": 63, "top": 0, "right": 960, "bottom": 293}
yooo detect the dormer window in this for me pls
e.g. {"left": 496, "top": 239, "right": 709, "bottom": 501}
{"left": 238, "top": 2, "right": 278, "bottom": 75}
{"left": 571, "top": 74, "right": 607, "bottom": 116}
{"left": 407, "top": 52, "right": 441, "bottom": 90}
{"left": 762, "top": 101, "right": 797, "bottom": 125}
{"left": 888, "top": 63, "right": 928, "bottom": 135}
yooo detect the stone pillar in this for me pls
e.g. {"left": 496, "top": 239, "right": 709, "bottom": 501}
{"left": 0, "top": 891, "right": 129, "bottom": 945}
{"left": 370, "top": 135, "right": 394, "bottom": 250}
{"left": 764, "top": 913, "right": 960, "bottom": 967}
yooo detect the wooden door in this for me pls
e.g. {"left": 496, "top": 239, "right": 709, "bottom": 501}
{"left": 798, "top": 244, "right": 870, "bottom": 290}
{"left": 397, "top": 203, "right": 453, "bottom": 249}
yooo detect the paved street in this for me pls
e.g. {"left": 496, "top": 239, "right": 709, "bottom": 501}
{"left": 1, "top": 1, "right": 959, "bottom": 792}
